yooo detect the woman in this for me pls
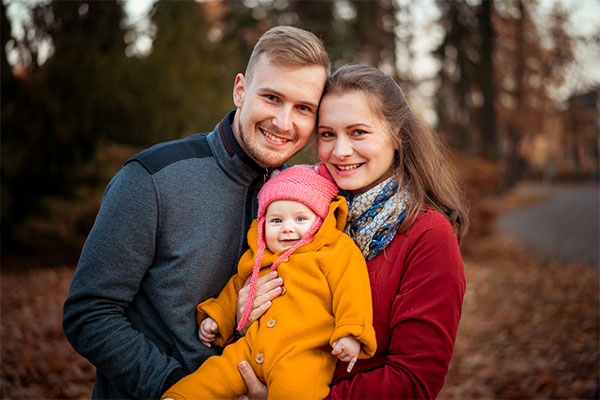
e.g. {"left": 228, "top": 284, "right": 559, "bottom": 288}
{"left": 237, "top": 64, "right": 469, "bottom": 399}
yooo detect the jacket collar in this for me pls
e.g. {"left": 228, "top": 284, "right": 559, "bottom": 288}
{"left": 208, "top": 110, "right": 276, "bottom": 184}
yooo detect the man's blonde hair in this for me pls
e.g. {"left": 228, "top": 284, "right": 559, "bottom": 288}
{"left": 245, "top": 26, "right": 330, "bottom": 82}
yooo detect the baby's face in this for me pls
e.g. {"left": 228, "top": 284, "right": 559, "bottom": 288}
{"left": 264, "top": 200, "right": 317, "bottom": 253}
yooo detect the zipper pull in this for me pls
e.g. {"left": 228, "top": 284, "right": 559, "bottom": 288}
{"left": 264, "top": 168, "right": 273, "bottom": 184}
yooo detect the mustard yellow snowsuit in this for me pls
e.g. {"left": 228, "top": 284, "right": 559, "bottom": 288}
{"left": 162, "top": 197, "right": 376, "bottom": 400}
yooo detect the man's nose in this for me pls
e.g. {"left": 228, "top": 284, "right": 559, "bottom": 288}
{"left": 272, "top": 107, "right": 293, "bottom": 133}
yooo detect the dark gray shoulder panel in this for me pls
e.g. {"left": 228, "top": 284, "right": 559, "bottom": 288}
{"left": 125, "top": 133, "right": 212, "bottom": 174}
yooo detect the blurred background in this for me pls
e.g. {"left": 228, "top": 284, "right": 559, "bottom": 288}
{"left": 1, "top": 0, "right": 598, "bottom": 398}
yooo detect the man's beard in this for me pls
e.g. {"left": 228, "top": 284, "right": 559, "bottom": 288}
{"left": 237, "top": 118, "right": 295, "bottom": 168}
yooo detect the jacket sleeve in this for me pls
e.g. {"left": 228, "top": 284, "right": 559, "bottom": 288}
{"left": 329, "top": 214, "right": 466, "bottom": 399}
{"left": 196, "top": 258, "right": 250, "bottom": 346}
{"left": 62, "top": 162, "right": 180, "bottom": 399}
{"left": 326, "top": 237, "right": 377, "bottom": 359}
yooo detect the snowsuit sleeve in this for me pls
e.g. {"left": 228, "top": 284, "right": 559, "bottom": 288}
{"left": 62, "top": 162, "right": 181, "bottom": 399}
{"left": 326, "top": 237, "right": 377, "bottom": 359}
{"left": 196, "top": 251, "right": 253, "bottom": 347}
{"left": 328, "top": 212, "right": 466, "bottom": 399}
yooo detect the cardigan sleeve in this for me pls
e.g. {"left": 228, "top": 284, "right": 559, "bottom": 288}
{"left": 326, "top": 237, "right": 377, "bottom": 359}
{"left": 328, "top": 212, "right": 466, "bottom": 399}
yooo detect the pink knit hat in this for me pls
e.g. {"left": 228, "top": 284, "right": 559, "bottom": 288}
{"left": 237, "top": 163, "right": 338, "bottom": 331}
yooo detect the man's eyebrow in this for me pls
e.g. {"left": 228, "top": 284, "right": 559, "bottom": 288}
{"left": 258, "top": 88, "right": 319, "bottom": 109}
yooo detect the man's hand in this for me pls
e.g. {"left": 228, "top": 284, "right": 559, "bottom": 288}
{"left": 235, "top": 361, "right": 267, "bottom": 400}
{"left": 198, "top": 317, "right": 219, "bottom": 347}
{"left": 331, "top": 336, "right": 361, "bottom": 372}
{"left": 237, "top": 271, "right": 284, "bottom": 334}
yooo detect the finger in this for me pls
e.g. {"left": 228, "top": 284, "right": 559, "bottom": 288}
{"left": 254, "top": 286, "right": 283, "bottom": 308}
{"left": 249, "top": 300, "right": 272, "bottom": 322}
{"left": 199, "top": 332, "right": 215, "bottom": 343}
{"left": 241, "top": 271, "right": 276, "bottom": 290}
{"left": 238, "top": 361, "right": 268, "bottom": 400}
{"left": 256, "top": 270, "right": 279, "bottom": 287}
{"left": 331, "top": 345, "right": 341, "bottom": 357}
{"left": 255, "top": 275, "right": 283, "bottom": 296}
{"left": 347, "top": 356, "right": 357, "bottom": 373}
{"left": 209, "top": 320, "right": 218, "bottom": 332}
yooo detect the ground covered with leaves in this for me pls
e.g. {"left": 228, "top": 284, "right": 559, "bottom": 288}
{"left": 2, "top": 233, "right": 597, "bottom": 399}
{"left": 439, "top": 235, "right": 599, "bottom": 399}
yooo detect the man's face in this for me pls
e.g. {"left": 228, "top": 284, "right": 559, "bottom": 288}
{"left": 232, "top": 55, "right": 327, "bottom": 168}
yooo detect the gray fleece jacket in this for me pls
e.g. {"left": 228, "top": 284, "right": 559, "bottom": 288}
{"left": 63, "top": 111, "right": 272, "bottom": 399}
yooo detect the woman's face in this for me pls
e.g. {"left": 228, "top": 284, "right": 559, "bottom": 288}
{"left": 317, "top": 91, "right": 398, "bottom": 194}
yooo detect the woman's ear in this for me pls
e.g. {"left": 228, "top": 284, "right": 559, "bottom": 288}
{"left": 233, "top": 73, "right": 246, "bottom": 108}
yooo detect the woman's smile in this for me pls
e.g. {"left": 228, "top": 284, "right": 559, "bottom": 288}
{"left": 318, "top": 91, "right": 397, "bottom": 194}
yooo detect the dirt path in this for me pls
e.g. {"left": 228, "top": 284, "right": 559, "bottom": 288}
{"left": 496, "top": 183, "right": 599, "bottom": 266}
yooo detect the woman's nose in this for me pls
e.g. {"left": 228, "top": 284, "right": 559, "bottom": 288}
{"left": 332, "top": 136, "right": 353, "bottom": 158}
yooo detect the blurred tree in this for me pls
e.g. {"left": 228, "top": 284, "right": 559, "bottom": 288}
{"left": 1, "top": 0, "right": 132, "bottom": 251}
{"left": 477, "top": 0, "right": 497, "bottom": 160}
{"left": 434, "top": 0, "right": 575, "bottom": 184}
{"left": 494, "top": 0, "right": 574, "bottom": 186}
{"left": 347, "top": 0, "right": 398, "bottom": 75}
{"left": 1, "top": 2, "right": 15, "bottom": 93}
{"left": 217, "top": 0, "right": 399, "bottom": 75}
{"left": 1, "top": 1, "right": 21, "bottom": 238}
{"left": 138, "top": 0, "right": 246, "bottom": 143}
{"left": 434, "top": 0, "right": 497, "bottom": 157}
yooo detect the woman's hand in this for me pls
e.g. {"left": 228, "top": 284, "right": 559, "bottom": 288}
{"left": 236, "top": 271, "right": 284, "bottom": 334}
{"left": 235, "top": 361, "right": 267, "bottom": 400}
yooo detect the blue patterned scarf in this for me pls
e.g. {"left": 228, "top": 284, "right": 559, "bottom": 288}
{"left": 343, "top": 177, "right": 409, "bottom": 260}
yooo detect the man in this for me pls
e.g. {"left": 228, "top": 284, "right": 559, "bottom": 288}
{"left": 63, "top": 25, "right": 329, "bottom": 399}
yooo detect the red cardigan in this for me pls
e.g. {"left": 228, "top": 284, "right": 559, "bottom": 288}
{"left": 329, "top": 209, "right": 466, "bottom": 399}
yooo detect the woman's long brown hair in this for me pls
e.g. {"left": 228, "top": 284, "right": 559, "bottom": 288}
{"left": 322, "top": 64, "right": 470, "bottom": 243}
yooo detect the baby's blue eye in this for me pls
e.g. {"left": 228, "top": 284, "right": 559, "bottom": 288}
{"left": 273, "top": 218, "right": 282, "bottom": 224}
{"left": 297, "top": 216, "right": 306, "bottom": 222}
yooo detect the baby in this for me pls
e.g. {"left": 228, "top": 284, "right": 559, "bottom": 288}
{"left": 162, "top": 164, "right": 376, "bottom": 400}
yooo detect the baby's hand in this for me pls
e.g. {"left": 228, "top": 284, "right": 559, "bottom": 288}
{"left": 331, "top": 336, "right": 361, "bottom": 372}
{"left": 199, "top": 317, "right": 219, "bottom": 347}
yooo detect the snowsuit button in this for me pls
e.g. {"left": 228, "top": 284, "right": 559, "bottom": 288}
{"left": 255, "top": 352, "right": 265, "bottom": 364}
